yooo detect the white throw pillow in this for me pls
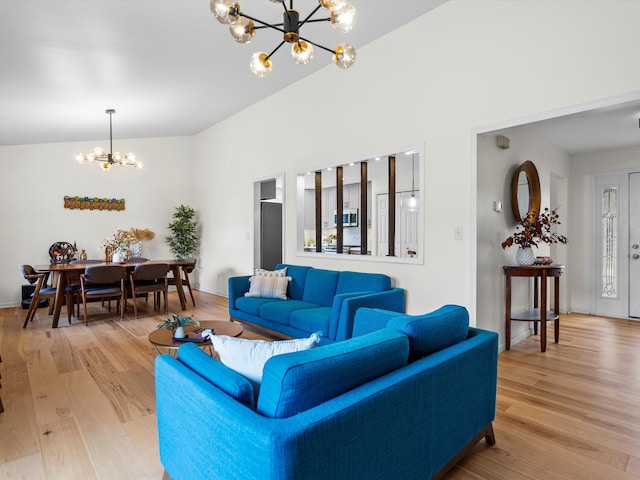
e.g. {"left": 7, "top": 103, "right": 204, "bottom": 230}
{"left": 255, "top": 267, "right": 287, "bottom": 277}
{"left": 208, "top": 333, "right": 321, "bottom": 390}
{"left": 244, "top": 275, "right": 290, "bottom": 299}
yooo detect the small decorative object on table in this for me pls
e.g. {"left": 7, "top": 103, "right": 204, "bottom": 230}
{"left": 502, "top": 206, "right": 568, "bottom": 265}
{"left": 172, "top": 328, "right": 209, "bottom": 343}
{"left": 534, "top": 256, "right": 553, "bottom": 265}
{"left": 102, "top": 227, "right": 155, "bottom": 262}
{"left": 156, "top": 314, "right": 200, "bottom": 340}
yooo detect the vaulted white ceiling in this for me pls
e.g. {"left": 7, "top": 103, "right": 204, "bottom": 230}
{"left": 0, "top": 0, "right": 446, "bottom": 146}
{"left": 3, "top": 1, "right": 639, "bottom": 155}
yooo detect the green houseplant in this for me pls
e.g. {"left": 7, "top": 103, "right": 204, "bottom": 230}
{"left": 166, "top": 205, "right": 199, "bottom": 260}
{"left": 156, "top": 314, "right": 200, "bottom": 338}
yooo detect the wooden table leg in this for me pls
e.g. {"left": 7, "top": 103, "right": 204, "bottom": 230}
{"left": 170, "top": 265, "right": 187, "bottom": 310}
{"left": 540, "top": 269, "right": 547, "bottom": 352}
{"left": 554, "top": 276, "right": 560, "bottom": 344}
{"left": 51, "top": 271, "right": 68, "bottom": 328}
{"left": 533, "top": 276, "right": 539, "bottom": 335}
{"left": 505, "top": 272, "right": 511, "bottom": 350}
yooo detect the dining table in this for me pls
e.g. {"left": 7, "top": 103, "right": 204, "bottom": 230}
{"left": 34, "top": 259, "right": 196, "bottom": 328}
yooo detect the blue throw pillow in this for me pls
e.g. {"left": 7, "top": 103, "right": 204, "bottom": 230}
{"left": 257, "top": 329, "right": 409, "bottom": 418}
{"left": 177, "top": 343, "right": 255, "bottom": 410}
{"left": 387, "top": 304, "right": 469, "bottom": 360}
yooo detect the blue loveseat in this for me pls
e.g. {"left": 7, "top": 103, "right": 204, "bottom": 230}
{"left": 228, "top": 263, "right": 405, "bottom": 343}
{"left": 156, "top": 305, "right": 499, "bottom": 480}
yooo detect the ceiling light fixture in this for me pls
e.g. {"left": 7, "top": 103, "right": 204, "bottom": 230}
{"left": 75, "top": 109, "right": 142, "bottom": 171}
{"left": 210, "top": 0, "right": 357, "bottom": 77}
{"left": 406, "top": 151, "right": 418, "bottom": 212}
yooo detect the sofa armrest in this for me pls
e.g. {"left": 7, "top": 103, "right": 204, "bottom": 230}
{"left": 156, "top": 354, "right": 275, "bottom": 480}
{"left": 332, "top": 288, "right": 405, "bottom": 341}
{"left": 228, "top": 275, "right": 251, "bottom": 313}
{"left": 327, "top": 291, "right": 372, "bottom": 340}
{"left": 352, "top": 307, "right": 406, "bottom": 337}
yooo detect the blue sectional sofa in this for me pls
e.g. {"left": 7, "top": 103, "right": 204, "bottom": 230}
{"left": 156, "top": 305, "right": 499, "bottom": 480}
{"left": 228, "top": 263, "right": 405, "bottom": 344}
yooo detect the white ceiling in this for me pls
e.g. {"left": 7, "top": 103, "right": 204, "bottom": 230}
{"left": 0, "top": 0, "right": 446, "bottom": 146}
{"left": 488, "top": 98, "right": 640, "bottom": 156}
{"left": 3, "top": 1, "right": 639, "bottom": 155}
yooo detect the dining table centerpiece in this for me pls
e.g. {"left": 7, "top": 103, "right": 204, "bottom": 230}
{"left": 102, "top": 227, "right": 155, "bottom": 262}
{"left": 501, "top": 207, "right": 568, "bottom": 265}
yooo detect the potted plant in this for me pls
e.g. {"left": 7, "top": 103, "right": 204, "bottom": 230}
{"left": 502, "top": 207, "right": 568, "bottom": 265}
{"left": 102, "top": 228, "right": 137, "bottom": 262}
{"left": 156, "top": 314, "right": 200, "bottom": 339}
{"left": 102, "top": 227, "right": 155, "bottom": 262}
{"left": 166, "top": 205, "right": 199, "bottom": 260}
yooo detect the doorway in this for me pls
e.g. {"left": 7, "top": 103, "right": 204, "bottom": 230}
{"left": 594, "top": 171, "right": 640, "bottom": 319}
{"left": 253, "top": 175, "right": 284, "bottom": 270}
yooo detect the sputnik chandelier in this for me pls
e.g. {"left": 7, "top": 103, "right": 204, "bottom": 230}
{"left": 75, "top": 109, "right": 142, "bottom": 171}
{"left": 210, "top": 0, "right": 357, "bottom": 77}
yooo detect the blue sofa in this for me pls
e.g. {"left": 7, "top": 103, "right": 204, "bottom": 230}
{"left": 155, "top": 305, "right": 498, "bottom": 480}
{"left": 228, "top": 263, "right": 405, "bottom": 344}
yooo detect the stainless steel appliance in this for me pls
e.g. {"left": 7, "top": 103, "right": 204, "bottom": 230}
{"left": 333, "top": 208, "right": 358, "bottom": 227}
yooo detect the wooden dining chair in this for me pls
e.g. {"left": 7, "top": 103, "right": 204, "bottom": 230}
{"left": 21, "top": 265, "right": 71, "bottom": 328}
{"left": 129, "top": 263, "right": 170, "bottom": 319}
{"left": 22, "top": 272, "right": 68, "bottom": 328}
{"left": 66, "top": 260, "right": 104, "bottom": 318}
{"left": 168, "top": 259, "right": 196, "bottom": 307}
{"left": 80, "top": 265, "right": 127, "bottom": 324}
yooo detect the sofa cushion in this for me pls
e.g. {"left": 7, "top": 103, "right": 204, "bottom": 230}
{"left": 256, "top": 267, "right": 287, "bottom": 277}
{"left": 275, "top": 264, "right": 311, "bottom": 300}
{"left": 302, "top": 269, "right": 339, "bottom": 306}
{"left": 245, "top": 275, "right": 291, "bottom": 300}
{"left": 235, "top": 296, "right": 282, "bottom": 316}
{"left": 177, "top": 343, "right": 255, "bottom": 409}
{"left": 336, "top": 271, "right": 390, "bottom": 294}
{"left": 260, "top": 300, "right": 320, "bottom": 325}
{"left": 210, "top": 333, "right": 321, "bottom": 392}
{"left": 387, "top": 304, "right": 469, "bottom": 360}
{"left": 290, "top": 307, "right": 331, "bottom": 338}
{"left": 257, "top": 329, "right": 409, "bottom": 419}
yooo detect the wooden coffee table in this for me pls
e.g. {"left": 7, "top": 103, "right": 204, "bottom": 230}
{"left": 148, "top": 320, "right": 243, "bottom": 355}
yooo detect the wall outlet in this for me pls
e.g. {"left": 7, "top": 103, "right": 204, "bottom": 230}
{"left": 454, "top": 226, "right": 463, "bottom": 240}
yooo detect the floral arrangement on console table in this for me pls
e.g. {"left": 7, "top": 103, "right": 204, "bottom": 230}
{"left": 157, "top": 314, "right": 200, "bottom": 339}
{"left": 102, "top": 227, "right": 155, "bottom": 262}
{"left": 501, "top": 207, "right": 568, "bottom": 266}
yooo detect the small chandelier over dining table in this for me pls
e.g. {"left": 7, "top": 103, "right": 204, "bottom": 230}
{"left": 210, "top": 0, "right": 357, "bottom": 77}
{"left": 75, "top": 109, "right": 142, "bottom": 171}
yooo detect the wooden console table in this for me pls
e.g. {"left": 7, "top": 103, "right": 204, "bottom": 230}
{"left": 504, "top": 264, "right": 564, "bottom": 352}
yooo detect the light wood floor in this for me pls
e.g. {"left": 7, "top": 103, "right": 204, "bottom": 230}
{"left": 0, "top": 293, "right": 639, "bottom": 479}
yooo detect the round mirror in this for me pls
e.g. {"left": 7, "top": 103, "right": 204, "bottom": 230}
{"left": 510, "top": 160, "right": 540, "bottom": 222}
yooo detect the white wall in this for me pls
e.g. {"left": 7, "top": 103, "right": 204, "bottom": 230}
{"left": 193, "top": 1, "right": 640, "bottom": 329}
{"left": 0, "top": 136, "right": 194, "bottom": 307}
{"left": 477, "top": 128, "right": 571, "bottom": 349}
{"left": 4, "top": 1, "right": 640, "bottom": 333}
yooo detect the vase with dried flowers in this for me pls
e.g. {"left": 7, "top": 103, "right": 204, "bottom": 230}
{"left": 102, "top": 227, "right": 155, "bottom": 262}
{"left": 502, "top": 207, "right": 568, "bottom": 265}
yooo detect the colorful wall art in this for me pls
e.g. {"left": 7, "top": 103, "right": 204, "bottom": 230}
{"left": 64, "top": 196, "right": 125, "bottom": 211}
